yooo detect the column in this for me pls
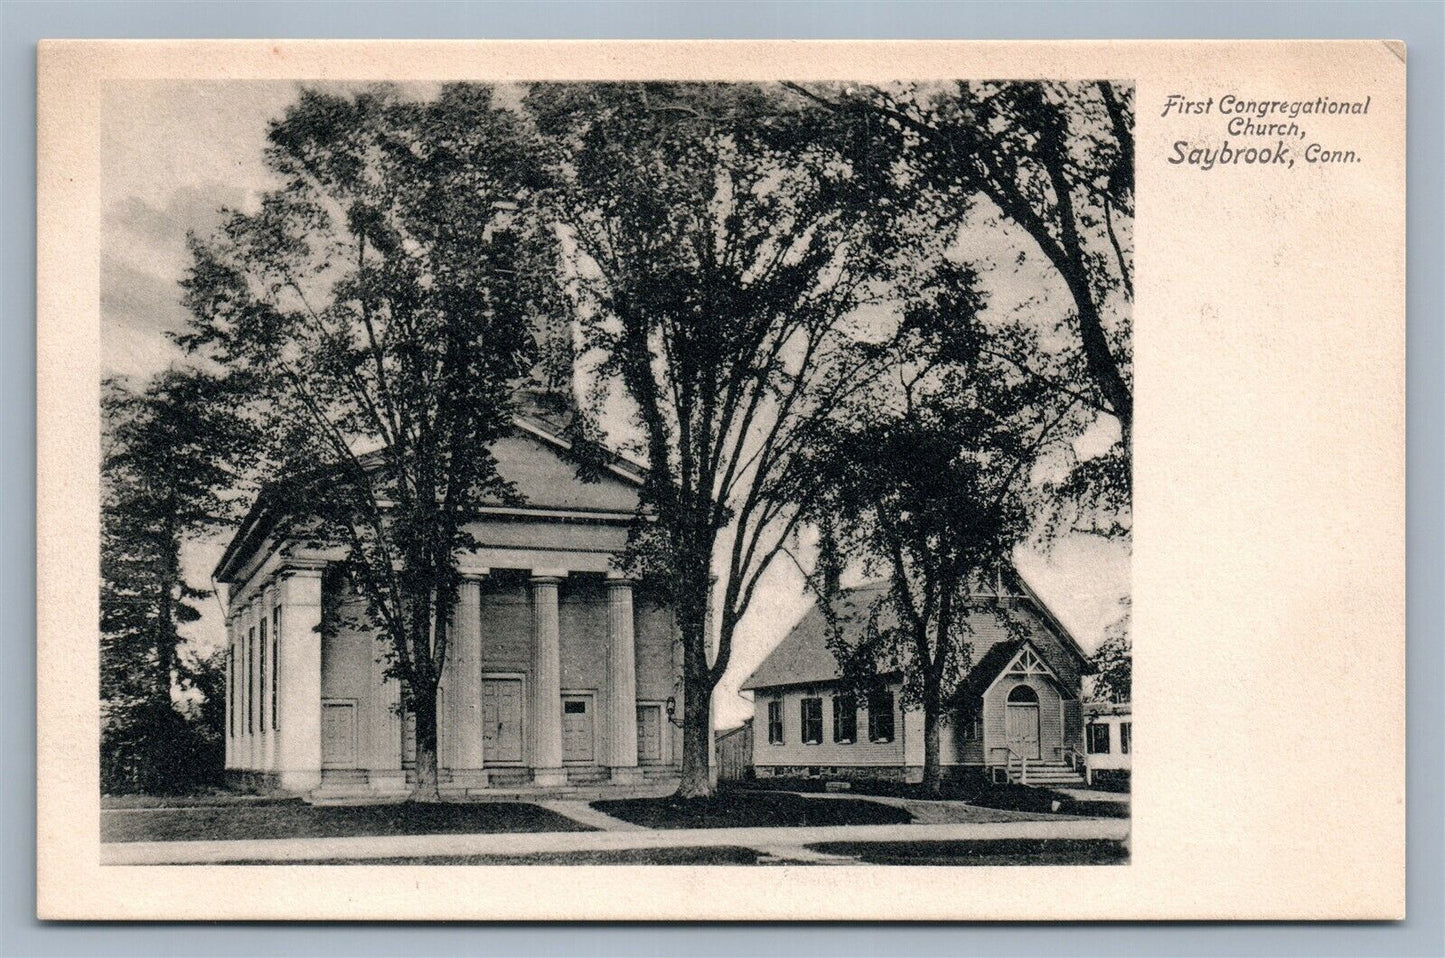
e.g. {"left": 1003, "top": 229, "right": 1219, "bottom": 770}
{"left": 275, "top": 566, "right": 324, "bottom": 793}
{"left": 223, "top": 613, "right": 235, "bottom": 772}
{"left": 243, "top": 600, "right": 257, "bottom": 772}
{"left": 367, "top": 627, "right": 404, "bottom": 793}
{"left": 260, "top": 582, "right": 276, "bottom": 777}
{"left": 606, "top": 576, "right": 642, "bottom": 783}
{"left": 446, "top": 574, "right": 486, "bottom": 787}
{"left": 529, "top": 573, "right": 566, "bottom": 786}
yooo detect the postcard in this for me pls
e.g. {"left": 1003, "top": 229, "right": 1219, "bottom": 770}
{"left": 37, "top": 39, "right": 1404, "bottom": 920}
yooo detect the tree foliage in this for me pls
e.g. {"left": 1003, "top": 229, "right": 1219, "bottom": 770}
{"left": 177, "top": 85, "right": 552, "bottom": 798}
{"left": 787, "top": 80, "right": 1133, "bottom": 537}
{"left": 799, "top": 261, "right": 1065, "bottom": 793}
{"left": 526, "top": 82, "right": 921, "bottom": 795}
{"left": 1088, "top": 602, "right": 1132, "bottom": 704}
{"left": 100, "top": 371, "right": 250, "bottom": 792}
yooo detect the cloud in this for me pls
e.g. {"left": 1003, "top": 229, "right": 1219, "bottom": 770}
{"left": 101, "top": 182, "right": 254, "bottom": 378}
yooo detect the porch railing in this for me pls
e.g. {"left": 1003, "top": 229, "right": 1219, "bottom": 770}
{"left": 988, "top": 745, "right": 1029, "bottom": 786}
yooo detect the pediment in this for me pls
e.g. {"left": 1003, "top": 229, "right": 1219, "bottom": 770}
{"left": 486, "top": 421, "right": 644, "bottom": 515}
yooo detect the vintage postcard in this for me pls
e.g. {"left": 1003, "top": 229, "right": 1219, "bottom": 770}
{"left": 37, "top": 40, "right": 1404, "bottom": 920}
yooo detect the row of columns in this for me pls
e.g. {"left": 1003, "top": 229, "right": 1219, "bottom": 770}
{"left": 229, "top": 565, "right": 643, "bottom": 789}
{"left": 524, "top": 573, "right": 641, "bottom": 785}
{"left": 225, "top": 566, "right": 324, "bottom": 793}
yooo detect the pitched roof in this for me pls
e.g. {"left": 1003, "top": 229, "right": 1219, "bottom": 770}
{"left": 213, "top": 411, "right": 645, "bottom": 584}
{"left": 741, "top": 573, "right": 1089, "bottom": 693}
{"left": 739, "top": 582, "right": 892, "bottom": 691}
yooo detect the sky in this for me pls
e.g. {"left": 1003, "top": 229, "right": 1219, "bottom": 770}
{"left": 102, "top": 80, "right": 1130, "bottom": 730}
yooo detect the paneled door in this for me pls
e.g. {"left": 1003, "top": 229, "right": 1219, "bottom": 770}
{"left": 321, "top": 700, "right": 357, "bottom": 768}
{"left": 1005, "top": 684, "right": 1042, "bottom": 760}
{"left": 561, "top": 694, "right": 595, "bottom": 763}
{"left": 636, "top": 704, "right": 663, "bottom": 765}
{"left": 482, "top": 678, "right": 523, "bottom": 764}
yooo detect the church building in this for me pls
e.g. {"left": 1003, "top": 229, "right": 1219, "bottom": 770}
{"left": 214, "top": 400, "right": 684, "bottom": 798}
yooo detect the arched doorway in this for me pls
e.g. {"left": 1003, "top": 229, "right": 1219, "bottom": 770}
{"left": 1006, "top": 684, "right": 1041, "bottom": 760}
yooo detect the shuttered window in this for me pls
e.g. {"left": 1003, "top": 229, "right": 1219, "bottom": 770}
{"left": 258, "top": 617, "right": 267, "bottom": 732}
{"left": 271, "top": 606, "right": 280, "bottom": 730}
{"left": 227, "top": 645, "right": 235, "bottom": 738}
{"left": 867, "top": 690, "right": 894, "bottom": 743}
{"left": 800, "top": 697, "right": 823, "bottom": 745}
{"left": 767, "top": 700, "right": 783, "bottom": 744}
{"left": 832, "top": 694, "right": 856, "bottom": 743}
{"left": 247, "top": 626, "right": 255, "bottom": 734}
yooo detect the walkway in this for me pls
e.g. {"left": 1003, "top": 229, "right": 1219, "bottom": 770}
{"left": 534, "top": 800, "right": 646, "bottom": 832}
{"left": 102, "top": 817, "right": 1130, "bottom": 865}
{"left": 1056, "top": 787, "right": 1131, "bottom": 804}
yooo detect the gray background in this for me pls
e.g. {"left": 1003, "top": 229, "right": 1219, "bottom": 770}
{"left": 3, "top": 2, "right": 1440, "bottom": 955}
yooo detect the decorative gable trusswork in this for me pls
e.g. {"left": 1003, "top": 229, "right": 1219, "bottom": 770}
{"left": 1005, "top": 646, "right": 1055, "bottom": 682}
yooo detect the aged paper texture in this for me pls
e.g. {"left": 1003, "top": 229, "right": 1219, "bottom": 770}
{"left": 38, "top": 39, "right": 1404, "bottom": 920}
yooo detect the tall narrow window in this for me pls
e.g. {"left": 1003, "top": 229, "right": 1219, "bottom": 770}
{"left": 1120, "top": 721, "right": 1131, "bottom": 755}
{"left": 247, "top": 626, "right": 255, "bottom": 734}
{"left": 258, "top": 616, "right": 267, "bottom": 732}
{"left": 227, "top": 644, "right": 235, "bottom": 738}
{"left": 1087, "top": 722, "right": 1111, "bottom": 754}
{"left": 767, "top": 700, "right": 783, "bottom": 744}
{"left": 272, "top": 606, "right": 280, "bottom": 730}
{"left": 867, "top": 690, "right": 895, "bottom": 743}
{"left": 832, "top": 693, "right": 856, "bottom": 743}
{"left": 800, "top": 697, "right": 823, "bottom": 745}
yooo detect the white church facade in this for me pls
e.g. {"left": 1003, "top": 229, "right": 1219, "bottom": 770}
{"left": 215, "top": 408, "right": 685, "bottom": 797}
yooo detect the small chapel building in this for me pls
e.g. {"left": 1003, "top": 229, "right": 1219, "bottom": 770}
{"left": 215, "top": 399, "right": 685, "bottom": 797}
{"left": 742, "top": 572, "right": 1092, "bottom": 787}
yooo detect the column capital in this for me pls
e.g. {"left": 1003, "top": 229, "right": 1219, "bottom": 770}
{"left": 278, "top": 561, "right": 326, "bottom": 580}
{"left": 529, "top": 572, "right": 566, "bottom": 585}
{"left": 459, "top": 568, "right": 490, "bottom": 582}
{"left": 605, "top": 573, "right": 638, "bottom": 588}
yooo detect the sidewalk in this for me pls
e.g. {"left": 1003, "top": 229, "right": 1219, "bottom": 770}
{"left": 102, "top": 817, "right": 1130, "bottom": 865}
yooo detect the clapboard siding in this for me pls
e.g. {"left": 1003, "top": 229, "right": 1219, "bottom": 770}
{"left": 984, "top": 675, "right": 1065, "bottom": 762}
{"left": 751, "top": 685, "right": 905, "bottom": 768}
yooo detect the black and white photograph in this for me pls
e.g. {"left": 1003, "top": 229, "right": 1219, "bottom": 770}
{"left": 93, "top": 75, "right": 1136, "bottom": 869}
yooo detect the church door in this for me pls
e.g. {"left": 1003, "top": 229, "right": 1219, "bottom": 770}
{"left": 1005, "top": 684, "right": 1042, "bottom": 760}
{"left": 321, "top": 700, "right": 357, "bottom": 768}
{"left": 482, "top": 678, "right": 523, "bottom": 764}
{"left": 561, "top": 694, "right": 595, "bottom": 763}
{"left": 636, "top": 704, "right": 663, "bottom": 765}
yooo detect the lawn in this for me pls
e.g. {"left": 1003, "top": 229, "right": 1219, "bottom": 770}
{"left": 102, "top": 800, "right": 593, "bottom": 843}
{"left": 208, "top": 846, "right": 765, "bottom": 866}
{"left": 742, "top": 776, "right": 1129, "bottom": 818}
{"left": 807, "top": 838, "right": 1129, "bottom": 866}
{"left": 592, "top": 790, "right": 912, "bottom": 829}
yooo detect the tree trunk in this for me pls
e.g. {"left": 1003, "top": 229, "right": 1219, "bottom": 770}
{"left": 412, "top": 682, "right": 442, "bottom": 803}
{"left": 921, "top": 679, "right": 943, "bottom": 797}
{"left": 677, "top": 667, "right": 714, "bottom": 798}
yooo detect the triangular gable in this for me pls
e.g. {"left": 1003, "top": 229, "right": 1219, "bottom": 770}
{"left": 489, "top": 420, "right": 644, "bottom": 514}
{"left": 981, "top": 639, "right": 1075, "bottom": 701}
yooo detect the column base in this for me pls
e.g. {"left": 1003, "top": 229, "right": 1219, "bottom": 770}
{"left": 531, "top": 767, "right": 568, "bottom": 787}
{"left": 609, "top": 766, "right": 645, "bottom": 785}
{"left": 367, "top": 770, "right": 408, "bottom": 794}
{"left": 277, "top": 769, "right": 322, "bottom": 793}
{"left": 447, "top": 769, "right": 489, "bottom": 789}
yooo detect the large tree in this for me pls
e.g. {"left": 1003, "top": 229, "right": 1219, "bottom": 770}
{"left": 526, "top": 82, "right": 917, "bottom": 796}
{"left": 787, "top": 80, "right": 1133, "bottom": 534}
{"left": 178, "top": 85, "right": 551, "bottom": 799}
{"left": 799, "top": 263, "right": 1068, "bottom": 795}
{"left": 101, "top": 370, "right": 252, "bottom": 792}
